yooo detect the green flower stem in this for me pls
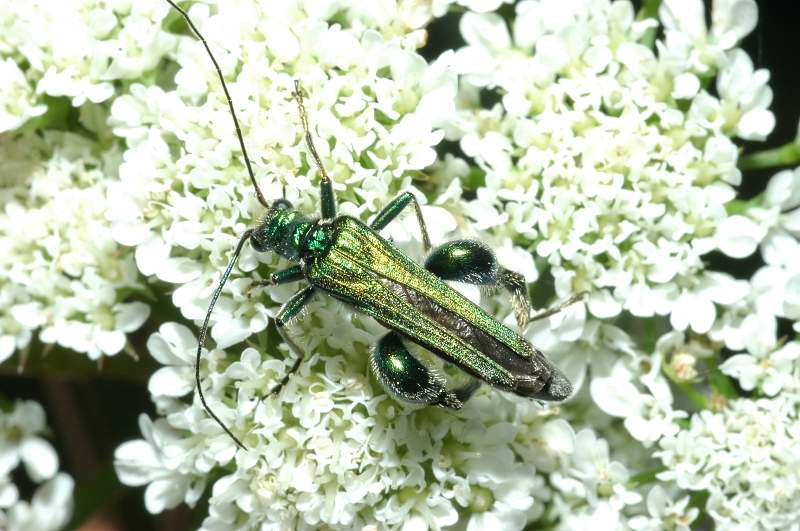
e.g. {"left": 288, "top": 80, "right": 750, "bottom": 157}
{"left": 678, "top": 382, "right": 708, "bottom": 410}
{"left": 739, "top": 141, "right": 800, "bottom": 171}
{"left": 641, "top": 317, "right": 659, "bottom": 353}
{"left": 707, "top": 358, "right": 738, "bottom": 400}
{"left": 637, "top": 0, "right": 662, "bottom": 49}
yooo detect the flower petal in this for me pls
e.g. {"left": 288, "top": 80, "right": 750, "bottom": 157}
{"left": 715, "top": 215, "right": 765, "bottom": 258}
{"left": 20, "top": 437, "right": 58, "bottom": 482}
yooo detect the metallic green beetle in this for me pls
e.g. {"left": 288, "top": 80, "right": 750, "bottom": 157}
{"left": 167, "top": 1, "right": 572, "bottom": 451}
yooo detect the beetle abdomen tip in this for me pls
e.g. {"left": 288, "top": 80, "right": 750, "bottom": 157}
{"left": 542, "top": 370, "right": 572, "bottom": 401}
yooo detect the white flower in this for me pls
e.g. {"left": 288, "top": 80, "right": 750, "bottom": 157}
{"left": 462, "top": 453, "right": 540, "bottom": 531}
{"left": 119, "top": 320, "right": 592, "bottom": 530}
{"left": 659, "top": 0, "right": 758, "bottom": 73}
{"left": 513, "top": 417, "right": 575, "bottom": 474}
{"left": 591, "top": 358, "right": 684, "bottom": 446}
{"left": 709, "top": 267, "right": 791, "bottom": 352}
{"left": 1, "top": 0, "right": 177, "bottom": 106}
{"left": 714, "top": 214, "right": 767, "bottom": 258}
{"left": 0, "top": 401, "right": 74, "bottom": 531}
{"left": 445, "top": 0, "right": 763, "bottom": 339}
{"left": 551, "top": 428, "right": 642, "bottom": 525}
{"left": 114, "top": 415, "right": 205, "bottom": 514}
{"left": 455, "top": 0, "right": 512, "bottom": 14}
{"left": 667, "top": 271, "right": 750, "bottom": 334}
{"left": 721, "top": 341, "right": 800, "bottom": 396}
{"left": 103, "top": 0, "right": 458, "bottom": 352}
{"left": 0, "top": 0, "right": 768, "bottom": 528}
{"left": 0, "top": 401, "right": 58, "bottom": 483}
{"left": 147, "top": 322, "right": 199, "bottom": 398}
{"left": 759, "top": 167, "right": 800, "bottom": 268}
{"left": 2, "top": 474, "right": 74, "bottom": 531}
{"left": 628, "top": 485, "right": 699, "bottom": 531}
{"left": 0, "top": 58, "right": 46, "bottom": 133}
{"left": 728, "top": 168, "right": 800, "bottom": 330}
{"left": 656, "top": 330, "right": 715, "bottom": 384}
{"left": 717, "top": 49, "right": 775, "bottom": 140}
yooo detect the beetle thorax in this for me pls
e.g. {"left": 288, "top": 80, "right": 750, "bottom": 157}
{"left": 250, "top": 205, "right": 313, "bottom": 260}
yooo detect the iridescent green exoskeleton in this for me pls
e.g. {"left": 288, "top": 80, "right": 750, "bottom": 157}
{"left": 167, "top": 1, "right": 573, "bottom": 450}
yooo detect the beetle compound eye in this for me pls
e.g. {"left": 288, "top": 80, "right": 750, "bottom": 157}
{"left": 273, "top": 198, "right": 293, "bottom": 210}
{"left": 250, "top": 229, "right": 270, "bottom": 252}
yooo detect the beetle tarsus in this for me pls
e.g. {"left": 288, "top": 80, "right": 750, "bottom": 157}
{"left": 529, "top": 291, "right": 588, "bottom": 323}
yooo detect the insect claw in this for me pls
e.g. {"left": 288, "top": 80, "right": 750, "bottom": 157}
{"left": 257, "top": 370, "right": 292, "bottom": 403}
{"left": 246, "top": 274, "right": 282, "bottom": 299}
{"left": 528, "top": 290, "right": 588, "bottom": 323}
{"left": 439, "top": 393, "right": 464, "bottom": 409}
{"left": 263, "top": 346, "right": 305, "bottom": 399}
{"left": 292, "top": 79, "right": 303, "bottom": 100}
{"left": 263, "top": 383, "right": 282, "bottom": 399}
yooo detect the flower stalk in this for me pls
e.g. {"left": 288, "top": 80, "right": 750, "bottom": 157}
{"left": 739, "top": 141, "right": 800, "bottom": 170}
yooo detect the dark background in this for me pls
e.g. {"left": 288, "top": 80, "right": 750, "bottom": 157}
{"left": 1, "top": 1, "right": 797, "bottom": 530}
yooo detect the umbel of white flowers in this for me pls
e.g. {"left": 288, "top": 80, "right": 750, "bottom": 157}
{"left": 1, "top": 0, "right": 798, "bottom": 530}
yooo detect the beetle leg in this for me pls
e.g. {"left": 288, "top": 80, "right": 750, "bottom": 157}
{"left": 424, "top": 240, "right": 531, "bottom": 329}
{"left": 451, "top": 379, "right": 482, "bottom": 404}
{"left": 246, "top": 265, "right": 305, "bottom": 298}
{"left": 293, "top": 80, "right": 337, "bottom": 219}
{"left": 265, "top": 286, "right": 315, "bottom": 397}
{"left": 370, "top": 191, "right": 432, "bottom": 253}
{"left": 496, "top": 269, "right": 531, "bottom": 329}
{"left": 529, "top": 291, "right": 588, "bottom": 323}
{"left": 371, "top": 332, "right": 478, "bottom": 409}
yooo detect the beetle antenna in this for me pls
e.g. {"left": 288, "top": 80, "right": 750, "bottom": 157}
{"left": 165, "top": 0, "right": 269, "bottom": 208}
{"left": 195, "top": 229, "right": 254, "bottom": 451}
{"left": 292, "top": 80, "right": 331, "bottom": 185}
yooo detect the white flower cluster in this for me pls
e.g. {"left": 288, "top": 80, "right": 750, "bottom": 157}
{"left": 0, "top": 131, "right": 150, "bottom": 361}
{"left": 0, "top": 400, "right": 74, "bottom": 531}
{"left": 0, "top": 0, "right": 175, "bottom": 111}
{"left": 441, "top": 0, "right": 800, "bottom": 528}
{"left": 2, "top": 0, "right": 798, "bottom": 529}
{"left": 657, "top": 368, "right": 800, "bottom": 530}
{"left": 116, "top": 322, "right": 680, "bottom": 530}
{"left": 0, "top": 0, "right": 177, "bottom": 361}
{"left": 0, "top": 58, "right": 46, "bottom": 133}
{"left": 447, "top": 0, "right": 771, "bottom": 336}
{"left": 110, "top": 0, "right": 799, "bottom": 528}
